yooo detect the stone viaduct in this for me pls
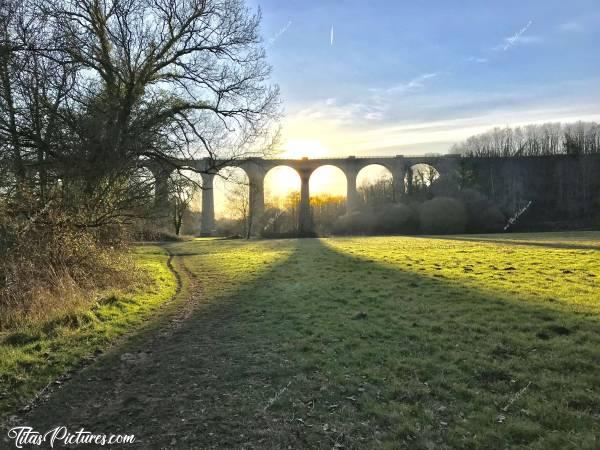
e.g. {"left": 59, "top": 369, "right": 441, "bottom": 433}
{"left": 146, "top": 155, "right": 461, "bottom": 236}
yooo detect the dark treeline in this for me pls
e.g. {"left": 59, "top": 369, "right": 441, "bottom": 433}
{"left": 451, "top": 122, "right": 600, "bottom": 157}
{"left": 460, "top": 155, "right": 600, "bottom": 231}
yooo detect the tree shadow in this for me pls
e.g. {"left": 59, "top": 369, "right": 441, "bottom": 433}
{"left": 426, "top": 235, "right": 600, "bottom": 251}
{"left": 18, "top": 238, "right": 600, "bottom": 449}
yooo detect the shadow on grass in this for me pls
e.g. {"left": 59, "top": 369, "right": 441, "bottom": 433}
{"left": 19, "top": 239, "right": 600, "bottom": 449}
{"left": 431, "top": 236, "right": 600, "bottom": 251}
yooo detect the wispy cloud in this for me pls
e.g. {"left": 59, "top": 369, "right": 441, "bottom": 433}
{"left": 295, "top": 97, "right": 385, "bottom": 125}
{"left": 266, "top": 20, "right": 293, "bottom": 48}
{"left": 467, "top": 56, "right": 489, "bottom": 64}
{"left": 284, "top": 78, "right": 600, "bottom": 155}
{"left": 558, "top": 21, "right": 585, "bottom": 33}
{"left": 330, "top": 25, "right": 334, "bottom": 46}
{"left": 496, "top": 21, "right": 541, "bottom": 51}
{"left": 374, "top": 72, "right": 441, "bottom": 94}
{"left": 303, "top": 72, "right": 443, "bottom": 125}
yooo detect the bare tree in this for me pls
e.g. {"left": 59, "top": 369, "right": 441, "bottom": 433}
{"left": 359, "top": 174, "right": 394, "bottom": 206}
{"left": 169, "top": 172, "right": 199, "bottom": 235}
{"left": 225, "top": 179, "right": 252, "bottom": 238}
{"left": 451, "top": 122, "right": 599, "bottom": 157}
{"left": 44, "top": 0, "right": 279, "bottom": 167}
{"left": 1, "top": 0, "right": 280, "bottom": 229}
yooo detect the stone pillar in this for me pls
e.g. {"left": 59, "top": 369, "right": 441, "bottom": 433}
{"left": 391, "top": 156, "right": 406, "bottom": 202}
{"left": 298, "top": 170, "right": 313, "bottom": 235}
{"left": 392, "top": 167, "right": 414, "bottom": 201}
{"left": 154, "top": 171, "right": 170, "bottom": 210}
{"left": 200, "top": 173, "right": 215, "bottom": 237}
{"left": 346, "top": 168, "right": 360, "bottom": 213}
{"left": 392, "top": 168, "right": 408, "bottom": 201}
{"left": 247, "top": 168, "right": 266, "bottom": 234}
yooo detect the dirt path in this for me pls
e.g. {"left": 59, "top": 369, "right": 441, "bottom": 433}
{"left": 7, "top": 254, "right": 273, "bottom": 449}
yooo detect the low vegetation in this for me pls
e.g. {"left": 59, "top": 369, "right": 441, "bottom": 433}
{"left": 0, "top": 245, "right": 177, "bottom": 418}
{"left": 20, "top": 232, "right": 599, "bottom": 448}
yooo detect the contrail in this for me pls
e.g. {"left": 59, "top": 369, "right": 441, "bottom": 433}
{"left": 330, "top": 25, "right": 334, "bottom": 46}
{"left": 267, "top": 20, "right": 292, "bottom": 48}
{"left": 503, "top": 20, "right": 533, "bottom": 51}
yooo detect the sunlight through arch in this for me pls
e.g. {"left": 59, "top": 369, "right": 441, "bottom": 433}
{"left": 356, "top": 164, "right": 394, "bottom": 189}
{"left": 264, "top": 166, "right": 301, "bottom": 209}
{"left": 213, "top": 167, "right": 249, "bottom": 219}
{"left": 309, "top": 165, "right": 347, "bottom": 198}
{"left": 173, "top": 168, "right": 203, "bottom": 211}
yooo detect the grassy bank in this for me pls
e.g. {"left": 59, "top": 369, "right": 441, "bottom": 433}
{"left": 0, "top": 245, "right": 178, "bottom": 418}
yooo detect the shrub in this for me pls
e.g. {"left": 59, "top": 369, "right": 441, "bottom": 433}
{"left": 477, "top": 206, "right": 506, "bottom": 233}
{"left": 419, "top": 197, "right": 467, "bottom": 234}
{"left": 332, "top": 211, "right": 373, "bottom": 235}
{"left": 132, "top": 228, "right": 185, "bottom": 242}
{"left": 0, "top": 205, "right": 133, "bottom": 329}
{"left": 376, "top": 204, "right": 419, "bottom": 234}
{"left": 457, "top": 188, "right": 506, "bottom": 232}
{"left": 430, "top": 177, "right": 460, "bottom": 198}
{"left": 332, "top": 204, "right": 419, "bottom": 235}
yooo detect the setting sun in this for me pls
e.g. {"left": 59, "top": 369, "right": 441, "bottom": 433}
{"left": 281, "top": 139, "right": 330, "bottom": 159}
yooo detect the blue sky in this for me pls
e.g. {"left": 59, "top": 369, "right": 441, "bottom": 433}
{"left": 247, "top": 0, "right": 600, "bottom": 157}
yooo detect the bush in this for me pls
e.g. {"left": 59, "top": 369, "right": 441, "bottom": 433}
{"left": 132, "top": 228, "right": 184, "bottom": 242}
{"left": 419, "top": 197, "right": 467, "bottom": 234}
{"left": 477, "top": 206, "right": 506, "bottom": 233}
{"left": 0, "top": 205, "right": 133, "bottom": 329}
{"left": 376, "top": 204, "right": 419, "bottom": 234}
{"left": 457, "top": 188, "right": 506, "bottom": 233}
{"left": 333, "top": 211, "right": 375, "bottom": 235}
{"left": 430, "top": 177, "right": 460, "bottom": 198}
{"left": 332, "top": 204, "right": 419, "bottom": 235}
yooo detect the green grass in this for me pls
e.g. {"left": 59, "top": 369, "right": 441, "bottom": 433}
{"left": 0, "top": 245, "right": 178, "bottom": 418}
{"left": 154, "top": 232, "right": 599, "bottom": 449}
{"left": 9, "top": 232, "right": 600, "bottom": 449}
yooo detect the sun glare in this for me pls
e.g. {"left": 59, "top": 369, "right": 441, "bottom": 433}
{"left": 282, "top": 139, "right": 330, "bottom": 159}
{"left": 264, "top": 166, "right": 301, "bottom": 203}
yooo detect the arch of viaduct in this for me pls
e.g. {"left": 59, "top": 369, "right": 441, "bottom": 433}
{"left": 146, "top": 155, "right": 460, "bottom": 236}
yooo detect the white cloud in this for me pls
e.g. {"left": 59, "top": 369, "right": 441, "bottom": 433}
{"left": 558, "top": 21, "right": 585, "bottom": 33}
{"left": 371, "top": 72, "right": 440, "bottom": 95}
{"left": 293, "top": 97, "right": 386, "bottom": 125}
{"left": 467, "top": 56, "right": 489, "bottom": 64}
{"left": 283, "top": 79, "right": 600, "bottom": 156}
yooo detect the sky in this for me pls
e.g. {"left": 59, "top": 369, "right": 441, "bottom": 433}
{"left": 215, "top": 0, "right": 600, "bottom": 216}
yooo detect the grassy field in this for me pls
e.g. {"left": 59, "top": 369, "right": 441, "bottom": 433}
{"left": 0, "top": 245, "right": 178, "bottom": 418}
{"left": 10, "top": 232, "right": 600, "bottom": 449}
{"left": 158, "top": 232, "right": 599, "bottom": 449}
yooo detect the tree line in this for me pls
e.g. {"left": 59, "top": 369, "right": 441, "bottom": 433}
{"left": 451, "top": 122, "right": 600, "bottom": 157}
